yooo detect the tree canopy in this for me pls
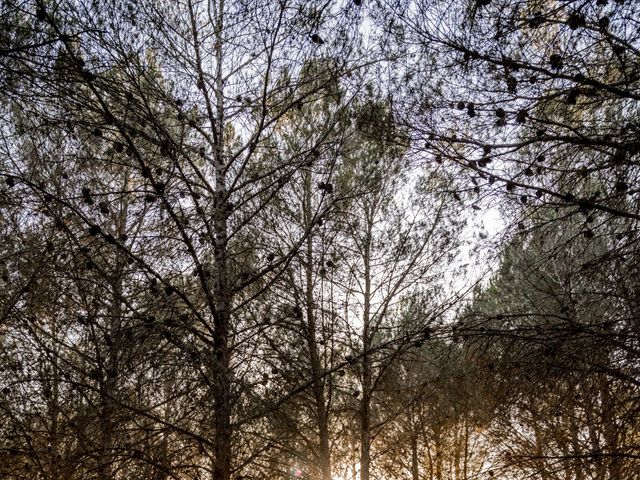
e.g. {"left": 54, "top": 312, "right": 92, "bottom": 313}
{"left": 0, "top": 1, "right": 638, "bottom": 480}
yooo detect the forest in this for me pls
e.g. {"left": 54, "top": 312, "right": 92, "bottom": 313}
{"left": 0, "top": 0, "right": 638, "bottom": 479}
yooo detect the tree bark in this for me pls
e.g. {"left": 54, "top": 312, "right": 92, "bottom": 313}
{"left": 360, "top": 210, "right": 373, "bottom": 480}
{"left": 411, "top": 436, "right": 420, "bottom": 480}
{"left": 303, "top": 170, "right": 332, "bottom": 480}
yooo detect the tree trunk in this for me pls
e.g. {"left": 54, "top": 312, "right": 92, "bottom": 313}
{"left": 453, "top": 423, "right": 461, "bottom": 480}
{"left": 533, "top": 422, "right": 550, "bottom": 480}
{"left": 98, "top": 194, "right": 129, "bottom": 480}
{"left": 303, "top": 170, "right": 332, "bottom": 480}
{"left": 601, "top": 379, "right": 620, "bottom": 480}
{"left": 463, "top": 416, "right": 469, "bottom": 480}
{"left": 98, "top": 379, "right": 115, "bottom": 480}
{"left": 46, "top": 349, "right": 60, "bottom": 480}
{"left": 208, "top": 2, "right": 233, "bottom": 479}
{"left": 360, "top": 213, "right": 372, "bottom": 480}
{"left": 211, "top": 155, "right": 232, "bottom": 480}
{"left": 411, "top": 436, "right": 420, "bottom": 480}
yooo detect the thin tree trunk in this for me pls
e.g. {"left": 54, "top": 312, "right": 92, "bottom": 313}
{"left": 211, "top": 145, "right": 232, "bottom": 480}
{"left": 303, "top": 170, "right": 332, "bottom": 480}
{"left": 411, "top": 436, "right": 420, "bottom": 480}
{"left": 533, "top": 422, "right": 550, "bottom": 480}
{"left": 434, "top": 433, "right": 442, "bottom": 480}
{"left": 601, "top": 379, "right": 620, "bottom": 480}
{"left": 360, "top": 213, "right": 372, "bottom": 480}
{"left": 210, "top": 1, "right": 233, "bottom": 479}
{"left": 463, "top": 416, "right": 469, "bottom": 480}
{"left": 569, "top": 405, "right": 584, "bottom": 480}
{"left": 47, "top": 344, "right": 60, "bottom": 480}
{"left": 97, "top": 273, "right": 122, "bottom": 478}
{"left": 453, "top": 424, "right": 461, "bottom": 480}
{"left": 98, "top": 186, "right": 130, "bottom": 480}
